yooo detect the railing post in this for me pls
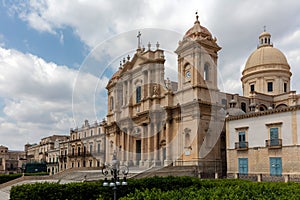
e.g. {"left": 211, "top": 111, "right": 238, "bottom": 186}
{"left": 257, "top": 174, "right": 262, "bottom": 182}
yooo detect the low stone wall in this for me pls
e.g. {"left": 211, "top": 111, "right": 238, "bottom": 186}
{"left": 227, "top": 173, "right": 298, "bottom": 183}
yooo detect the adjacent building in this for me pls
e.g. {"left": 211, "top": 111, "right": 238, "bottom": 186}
{"left": 0, "top": 145, "right": 26, "bottom": 174}
{"left": 25, "top": 135, "right": 69, "bottom": 174}
{"left": 226, "top": 31, "right": 300, "bottom": 180}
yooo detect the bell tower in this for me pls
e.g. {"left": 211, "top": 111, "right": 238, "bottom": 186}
{"left": 175, "top": 13, "right": 221, "bottom": 93}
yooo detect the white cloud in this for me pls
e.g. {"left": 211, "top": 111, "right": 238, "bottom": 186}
{"left": 0, "top": 47, "right": 107, "bottom": 149}
{"left": 8, "top": 0, "right": 300, "bottom": 95}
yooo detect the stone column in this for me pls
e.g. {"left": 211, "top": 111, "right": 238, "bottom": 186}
{"left": 143, "top": 71, "right": 147, "bottom": 99}
{"left": 140, "top": 125, "right": 146, "bottom": 166}
{"left": 148, "top": 70, "right": 151, "bottom": 97}
{"left": 128, "top": 80, "right": 132, "bottom": 105}
{"left": 164, "top": 119, "right": 173, "bottom": 166}
{"left": 123, "top": 82, "right": 126, "bottom": 106}
{"left": 122, "top": 131, "right": 126, "bottom": 162}
{"left": 153, "top": 123, "right": 161, "bottom": 166}
{"left": 153, "top": 123, "right": 158, "bottom": 161}
{"left": 146, "top": 124, "right": 152, "bottom": 167}
{"left": 126, "top": 131, "right": 131, "bottom": 166}
{"left": 128, "top": 130, "right": 134, "bottom": 166}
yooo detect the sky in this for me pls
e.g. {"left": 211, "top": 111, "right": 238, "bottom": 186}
{"left": 0, "top": 0, "right": 300, "bottom": 150}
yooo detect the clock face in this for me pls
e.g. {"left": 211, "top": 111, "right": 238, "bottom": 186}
{"left": 185, "top": 70, "right": 191, "bottom": 78}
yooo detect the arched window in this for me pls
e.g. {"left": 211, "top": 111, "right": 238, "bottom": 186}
{"left": 241, "top": 102, "right": 246, "bottom": 112}
{"left": 204, "top": 63, "right": 209, "bottom": 80}
{"left": 136, "top": 86, "right": 141, "bottom": 103}
{"left": 110, "top": 96, "right": 114, "bottom": 111}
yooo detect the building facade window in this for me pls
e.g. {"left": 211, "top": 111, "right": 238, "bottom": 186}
{"left": 78, "top": 146, "right": 81, "bottom": 156}
{"left": 250, "top": 84, "right": 255, "bottom": 92}
{"left": 238, "top": 131, "right": 246, "bottom": 148}
{"left": 110, "top": 96, "right": 114, "bottom": 111}
{"left": 98, "top": 143, "right": 101, "bottom": 153}
{"left": 265, "top": 122, "right": 282, "bottom": 147}
{"left": 90, "top": 144, "right": 93, "bottom": 153}
{"left": 270, "top": 157, "right": 282, "bottom": 176}
{"left": 90, "top": 130, "right": 93, "bottom": 137}
{"left": 136, "top": 86, "right": 141, "bottom": 103}
{"left": 221, "top": 99, "right": 227, "bottom": 109}
{"left": 270, "top": 127, "right": 279, "bottom": 146}
{"left": 241, "top": 102, "right": 246, "bottom": 112}
{"left": 204, "top": 63, "right": 209, "bottom": 80}
{"left": 238, "top": 158, "right": 248, "bottom": 175}
{"left": 284, "top": 83, "right": 287, "bottom": 93}
{"left": 267, "top": 82, "right": 273, "bottom": 92}
{"left": 235, "top": 127, "right": 249, "bottom": 149}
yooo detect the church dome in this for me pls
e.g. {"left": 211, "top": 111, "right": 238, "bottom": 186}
{"left": 183, "top": 14, "right": 212, "bottom": 40}
{"left": 244, "top": 46, "right": 289, "bottom": 70}
{"left": 226, "top": 108, "right": 246, "bottom": 117}
{"left": 244, "top": 30, "right": 289, "bottom": 71}
{"left": 241, "top": 30, "right": 292, "bottom": 97}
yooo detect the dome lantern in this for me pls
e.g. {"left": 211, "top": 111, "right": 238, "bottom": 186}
{"left": 258, "top": 26, "right": 272, "bottom": 48}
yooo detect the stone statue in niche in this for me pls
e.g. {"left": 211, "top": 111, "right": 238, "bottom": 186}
{"left": 153, "top": 84, "right": 159, "bottom": 97}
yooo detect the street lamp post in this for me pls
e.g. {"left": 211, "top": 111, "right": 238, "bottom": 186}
{"left": 102, "top": 151, "right": 129, "bottom": 200}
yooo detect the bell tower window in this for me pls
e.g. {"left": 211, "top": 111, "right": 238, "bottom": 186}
{"left": 284, "top": 83, "right": 287, "bottom": 93}
{"left": 250, "top": 84, "right": 255, "bottom": 92}
{"left": 110, "top": 96, "right": 114, "bottom": 111}
{"left": 204, "top": 63, "right": 209, "bottom": 81}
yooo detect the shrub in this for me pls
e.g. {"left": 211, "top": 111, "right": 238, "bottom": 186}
{"left": 10, "top": 176, "right": 300, "bottom": 200}
{"left": 0, "top": 174, "right": 22, "bottom": 184}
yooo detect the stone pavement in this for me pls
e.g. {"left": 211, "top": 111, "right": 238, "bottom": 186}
{"left": 0, "top": 190, "right": 9, "bottom": 200}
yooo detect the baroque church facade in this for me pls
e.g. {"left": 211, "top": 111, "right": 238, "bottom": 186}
{"left": 105, "top": 15, "right": 229, "bottom": 176}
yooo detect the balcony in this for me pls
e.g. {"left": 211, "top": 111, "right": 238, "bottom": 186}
{"left": 266, "top": 139, "right": 282, "bottom": 149}
{"left": 235, "top": 142, "right": 248, "bottom": 150}
{"left": 59, "top": 155, "right": 67, "bottom": 162}
{"left": 67, "top": 152, "right": 92, "bottom": 158}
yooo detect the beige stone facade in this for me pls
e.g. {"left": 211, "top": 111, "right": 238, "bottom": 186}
{"left": 104, "top": 15, "right": 229, "bottom": 176}
{"left": 226, "top": 30, "right": 300, "bottom": 179}
{"left": 25, "top": 135, "right": 69, "bottom": 174}
{"left": 0, "top": 145, "right": 26, "bottom": 174}
{"left": 66, "top": 120, "right": 106, "bottom": 169}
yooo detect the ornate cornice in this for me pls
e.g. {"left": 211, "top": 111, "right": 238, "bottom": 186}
{"left": 226, "top": 105, "right": 300, "bottom": 121}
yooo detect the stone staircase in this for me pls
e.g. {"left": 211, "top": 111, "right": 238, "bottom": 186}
{"left": 132, "top": 166, "right": 198, "bottom": 179}
{"left": 0, "top": 175, "right": 52, "bottom": 190}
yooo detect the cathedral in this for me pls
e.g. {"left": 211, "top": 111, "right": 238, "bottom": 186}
{"left": 23, "top": 14, "right": 300, "bottom": 179}
{"left": 105, "top": 14, "right": 228, "bottom": 176}
{"left": 104, "top": 13, "right": 300, "bottom": 178}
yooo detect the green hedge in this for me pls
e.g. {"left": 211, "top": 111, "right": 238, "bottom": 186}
{"left": 10, "top": 176, "right": 300, "bottom": 200}
{"left": 0, "top": 172, "right": 49, "bottom": 185}
{"left": 0, "top": 174, "right": 22, "bottom": 184}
